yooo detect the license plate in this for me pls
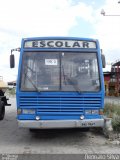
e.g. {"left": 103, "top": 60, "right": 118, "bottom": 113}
{"left": 81, "top": 122, "right": 96, "bottom": 127}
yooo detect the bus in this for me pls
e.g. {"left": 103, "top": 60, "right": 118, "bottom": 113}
{"left": 10, "top": 37, "right": 106, "bottom": 129}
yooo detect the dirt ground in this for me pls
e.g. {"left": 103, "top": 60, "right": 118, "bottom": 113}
{"left": 0, "top": 97, "right": 120, "bottom": 154}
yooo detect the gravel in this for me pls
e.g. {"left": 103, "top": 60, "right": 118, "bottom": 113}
{"left": 0, "top": 97, "right": 120, "bottom": 154}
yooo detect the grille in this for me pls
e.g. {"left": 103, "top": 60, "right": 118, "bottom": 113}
{"left": 19, "top": 95, "right": 101, "bottom": 116}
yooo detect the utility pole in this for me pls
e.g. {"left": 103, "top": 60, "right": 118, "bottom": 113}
{"left": 101, "top": 1, "right": 120, "bottom": 16}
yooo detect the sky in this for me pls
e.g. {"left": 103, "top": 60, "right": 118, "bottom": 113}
{"left": 0, "top": 0, "right": 120, "bottom": 82}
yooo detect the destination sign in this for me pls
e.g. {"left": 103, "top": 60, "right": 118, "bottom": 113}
{"left": 24, "top": 40, "right": 96, "bottom": 49}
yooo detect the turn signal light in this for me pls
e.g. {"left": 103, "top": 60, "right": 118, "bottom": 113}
{"left": 17, "top": 109, "right": 22, "bottom": 115}
{"left": 99, "top": 109, "right": 103, "bottom": 115}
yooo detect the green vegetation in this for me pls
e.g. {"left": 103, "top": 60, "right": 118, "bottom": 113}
{"left": 104, "top": 103, "right": 120, "bottom": 132}
{"left": 6, "top": 88, "right": 16, "bottom": 96}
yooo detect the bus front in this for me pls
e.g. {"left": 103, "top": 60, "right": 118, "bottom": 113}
{"left": 16, "top": 37, "right": 105, "bottom": 129}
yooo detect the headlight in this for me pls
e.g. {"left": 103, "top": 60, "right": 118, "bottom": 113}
{"left": 85, "top": 110, "right": 99, "bottom": 115}
{"left": 80, "top": 115, "right": 84, "bottom": 120}
{"left": 22, "top": 109, "right": 36, "bottom": 114}
{"left": 91, "top": 110, "right": 99, "bottom": 114}
{"left": 85, "top": 110, "right": 92, "bottom": 114}
{"left": 36, "top": 116, "right": 40, "bottom": 120}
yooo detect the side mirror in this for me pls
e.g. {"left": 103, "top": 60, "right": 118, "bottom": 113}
{"left": 101, "top": 54, "right": 106, "bottom": 68}
{"left": 10, "top": 54, "right": 15, "bottom": 68}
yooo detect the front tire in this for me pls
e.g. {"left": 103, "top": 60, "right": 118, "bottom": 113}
{"left": 0, "top": 101, "right": 5, "bottom": 120}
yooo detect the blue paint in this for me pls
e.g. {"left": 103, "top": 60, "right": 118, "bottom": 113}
{"left": 16, "top": 37, "right": 105, "bottom": 128}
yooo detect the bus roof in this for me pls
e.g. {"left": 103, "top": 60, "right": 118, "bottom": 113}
{"left": 22, "top": 36, "right": 98, "bottom": 42}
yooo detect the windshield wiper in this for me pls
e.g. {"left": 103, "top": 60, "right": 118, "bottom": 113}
{"left": 66, "top": 76, "right": 81, "bottom": 94}
{"left": 62, "top": 66, "right": 81, "bottom": 94}
{"left": 26, "top": 74, "right": 40, "bottom": 92}
{"left": 24, "top": 68, "right": 40, "bottom": 92}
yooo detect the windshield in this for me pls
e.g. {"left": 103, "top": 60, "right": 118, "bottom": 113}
{"left": 20, "top": 52, "right": 100, "bottom": 92}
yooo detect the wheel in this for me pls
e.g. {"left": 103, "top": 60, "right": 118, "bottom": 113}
{"left": 0, "top": 101, "right": 5, "bottom": 120}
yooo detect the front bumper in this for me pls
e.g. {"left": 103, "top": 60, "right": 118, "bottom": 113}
{"left": 18, "top": 119, "right": 104, "bottom": 129}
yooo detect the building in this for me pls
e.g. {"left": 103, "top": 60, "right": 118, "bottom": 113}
{"left": 104, "top": 59, "right": 120, "bottom": 96}
{"left": 7, "top": 81, "right": 16, "bottom": 89}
